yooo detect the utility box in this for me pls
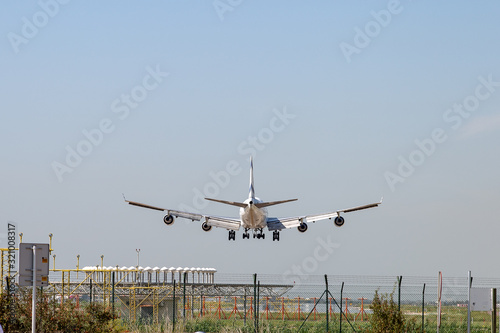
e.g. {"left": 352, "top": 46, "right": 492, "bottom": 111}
{"left": 18, "top": 243, "right": 50, "bottom": 287}
{"left": 470, "top": 288, "right": 492, "bottom": 312}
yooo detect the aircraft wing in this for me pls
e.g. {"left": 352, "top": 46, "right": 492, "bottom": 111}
{"left": 125, "top": 199, "right": 241, "bottom": 230}
{"left": 306, "top": 199, "right": 382, "bottom": 223}
{"left": 204, "top": 216, "right": 241, "bottom": 231}
{"left": 266, "top": 199, "right": 382, "bottom": 230}
{"left": 125, "top": 199, "right": 203, "bottom": 221}
{"left": 266, "top": 217, "right": 305, "bottom": 231}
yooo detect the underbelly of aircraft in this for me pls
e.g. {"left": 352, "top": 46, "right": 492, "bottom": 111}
{"left": 240, "top": 206, "right": 267, "bottom": 229}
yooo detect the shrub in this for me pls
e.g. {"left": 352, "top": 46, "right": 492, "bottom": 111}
{"left": 0, "top": 289, "right": 122, "bottom": 333}
{"left": 369, "top": 290, "right": 407, "bottom": 333}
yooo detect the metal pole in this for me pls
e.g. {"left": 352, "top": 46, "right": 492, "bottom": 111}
{"left": 112, "top": 272, "right": 115, "bottom": 318}
{"left": 183, "top": 273, "right": 187, "bottom": 318}
{"left": 422, "top": 283, "right": 426, "bottom": 333}
{"left": 437, "top": 271, "right": 442, "bottom": 333}
{"left": 492, "top": 288, "right": 497, "bottom": 333}
{"left": 257, "top": 281, "right": 260, "bottom": 330}
{"left": 32, "top": 245, "right": 37, "bottom": 333}
{"left": 173, "top": 280, "right": 176, "bottom": 331}
{"left": 468, "top": 271, "right": 472, "bottom": 333}
{"left": 244, "top": 289, "right": 247, "bottom": 325}
{"left": 340, "top": 282, "right": 344, "bottom": 333}
{"left": 398, "top": 276, "right": 402, "bottom": 312}
{"left": 253, "top": 273, "right": 257, "bottom": 333}
{"left": 325, "top": 275, "right": 329, "bottom": 333}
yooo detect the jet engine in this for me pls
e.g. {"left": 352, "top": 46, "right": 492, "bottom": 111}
{"left": 202, "top": 222, "right": 212, "bottom": 232}
{"left": 163, "top": 215, "right": 174, "bottom": 225}
{"left": 297, "top": 222, "right": 308, "bottom": 233}
{"left": 334, "top": 216, "right": 345, "bottom": 227}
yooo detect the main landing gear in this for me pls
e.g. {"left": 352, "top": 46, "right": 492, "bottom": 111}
{"left": 235, "top": 228, "right": 277, "bottom": 241}
{"left": 253, "top": 228, "right": 265, "bottom": 239}
{"left": 242, "top": 228, "right": 250, "bottom": 239}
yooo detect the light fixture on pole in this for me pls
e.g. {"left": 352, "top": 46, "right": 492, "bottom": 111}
{"left": 76, "top": 254, "right": 80, "bottom": 278}
{"left": 136, "top": 249, "right": 140, "bottom": 268}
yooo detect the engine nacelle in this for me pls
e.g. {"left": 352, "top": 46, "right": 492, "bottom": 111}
{"left": 334, "top": 216, "right": 345, "bottom": 227}
{"left": 297, "top": 222, "right": 308, "bottom": 233}
{"left": 202, "top": 222, "right": 212, "bottom": 232}
{"left": 163, "top": 214, "right": 175, "bottom": 225}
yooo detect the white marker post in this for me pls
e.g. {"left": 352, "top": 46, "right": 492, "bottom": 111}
{"left": 467, "top": 270, "right": 472, "bottom": 333}
{"left": 18, "top": 243, "right": 49, "bottom": 333}
{"left": 32, "top": 245, "right": 36, "bottom": 333}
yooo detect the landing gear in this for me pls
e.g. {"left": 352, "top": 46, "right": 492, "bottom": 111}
{"left": 253, "top": 228, "right": 265, "bottom": 239}
{"left": 228, "top": 230, "right": 236, "bottom": 241}
{"left": 272, "top": 231, "right": 280, "bottom": 241}
{"left": 242, "top": 229, "right": 250, "bottom": 239}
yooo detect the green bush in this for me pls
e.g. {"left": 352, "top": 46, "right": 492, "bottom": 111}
{"left": 369, "top": 290, "right": 420, "bottom": 333}
{"left": 0, "top": 289, "right": 122, "bottom": 333}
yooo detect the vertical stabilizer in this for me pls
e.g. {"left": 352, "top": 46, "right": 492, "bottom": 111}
{"left": 249, "top": 156, "right": 255, "bottom": 200}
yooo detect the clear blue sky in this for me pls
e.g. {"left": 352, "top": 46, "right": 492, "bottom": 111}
{"left": 1, "top": 1, "right": 500, "bottom": 280}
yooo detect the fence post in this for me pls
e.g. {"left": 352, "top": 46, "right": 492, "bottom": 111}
{"left": 173, "top": 280, "right": 176, "bottom": 331}
{"left": 421, "top": 283, "right": 426, "bottom": 333}
{"left": 398, "top": 276, "right": 402, "bottom": 311}
{"left": 492, "top": 288, "right": 497, "bottom": 333}
{"left": 257, "top": 281, "right": 260, "bottom": 327}
{"left": 183, "top": 272, "right": 187, "bottom": 318}
{"left": 253, "top": 273, "right": 257, "bottom": 333}
{"left": 112, "top": 272, "right": 115, "bottom": 318}
{"left": 244, "top": 289, "right": 247, "bottom": 325}
{"left": 468, "top": 271, "right": 472, "bottom": 333}
{"left": 325, "top": 275, "right": 329, "bottom": 333}
{"left": 340, "top": 282, "right": 344, "bottom": 333}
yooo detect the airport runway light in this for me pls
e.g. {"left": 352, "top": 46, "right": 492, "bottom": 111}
{"left": 19, "top": 232, "right": 23, "bottom": 243}
{"left": 77, "top": 255, "right": 80, "bottom": 278}
{"left": 52, "top": 254, "right": 56, "bottom": 271}
{"left": 101, "top": 255, "right": 104, "bottom": 269}
{"left": 49, "top": 233, "right": 53, "bottom": 254}
{"left": 136, "top": 249, "right": 140, "bottom": 268}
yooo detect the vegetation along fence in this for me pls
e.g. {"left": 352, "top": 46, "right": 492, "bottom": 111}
{"left": 1, "top": 262, "right": 500, "bottom": 332}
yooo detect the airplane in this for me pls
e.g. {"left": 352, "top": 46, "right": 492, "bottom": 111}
{"left": 124, "top": 157, "right": 382, "bottom": 241}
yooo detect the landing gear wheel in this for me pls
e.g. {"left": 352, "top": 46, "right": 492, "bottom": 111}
{"left": 243, "top": 229, "right": 250, "bottom": 239}
{"left": 228, "top": 230, "right": 236, "bottom": 241}
{"left": 272, "top": 231, "right": 280, "bottom": 241}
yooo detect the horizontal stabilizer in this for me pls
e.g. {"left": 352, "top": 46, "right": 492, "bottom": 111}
{"left": 254, "top": 199, "right": 298, "bottom": 208}
{"left": 205, "top": 198, "right": 247, "bottom": 208}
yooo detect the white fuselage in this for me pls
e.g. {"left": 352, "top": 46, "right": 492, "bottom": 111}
{"left": 239, "top": 197, "right": 268, "bottom": 229}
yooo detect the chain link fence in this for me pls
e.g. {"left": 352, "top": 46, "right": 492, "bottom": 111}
{"left": 4, "top": 269, "right": 500, "bottom": 332}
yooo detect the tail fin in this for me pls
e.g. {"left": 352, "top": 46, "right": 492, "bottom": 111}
{"left": 249, "top": 156, "right": 255, "bottom": 200}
